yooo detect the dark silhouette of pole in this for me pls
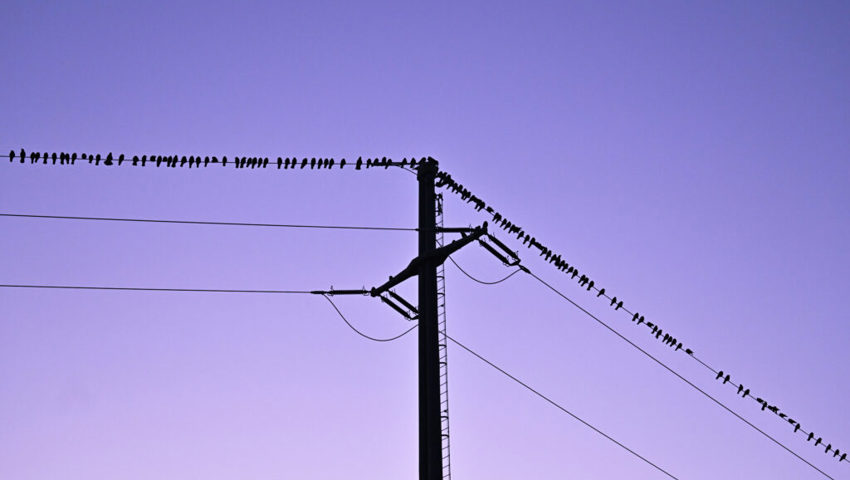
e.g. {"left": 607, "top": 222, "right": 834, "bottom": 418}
{"left": 418, "top": 159, "right": 442, "bottom": 480}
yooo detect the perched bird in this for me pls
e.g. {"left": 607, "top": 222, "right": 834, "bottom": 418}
{"left": 743, "top": 388, "right": 750, "bottom": 398}
{"left": 632, "top": 313, "right": 639, "bottom": 322}
{"left": 675, "top": 342, "right": 682, "bottom": 351}
{"left": 655, "top": 330, "right": 662, "bottom": 339}
{"left": 52, "top": 152, "right": 58, "bottom": 164}
{"left": 723, "top": 374, "right": 730, "bottom": 384}
{"left": 825, "top": 444, "right": 832, "bottom": 454}
{"left": 20, "top": 148, "right": 26, "bottom": 162}
{"left": 277, "top": 157, "right": 282, "bottom": 169}
{"left": 685, "top": 348, "right": 694, "bottom": 355}
{"left": 355, "top": 157, "right": 363, "bottom": 169}
{"left": 262, "top": 157, "right": 269, "bottom": 168}
{"left": 840, "top": 453, "right": 846, "bottom": 462}
{"left": 156, "top": 156, "right": 163, "bottom": 167}
{"left": 815, "top": 438, "right": 822, "bottom": 447}
{"left": 340, "top": 159, "right": 346, "bottom": 169}
{"left": 808, "top": 432, "right": 815, "bottom": 442}
{"left": 761, "top": 402, "right": 767, "bottom": 411}
{"left": 610, "top": 296, "right": 617, "bottom": 307}
{"left": 301, "top": 158, "right": 308, "bottom": 168}
{"left": 587, "top": 280, "right": 594, "bottom": 291}
{"left": 9, "top": 149, "right": 15, "bottom": 161}
{"left": 71, "top": 152, "right": 77, "bottom": 164}
{"left": 794, "top": 423, "right": 800, "bottom": 433}
{"left": 637, "top": 316, "right": 645, "bottom": 325}
{"left": 597, "top": 288, "right": 605, "bottom": 297}
{"left": 833, "top": 449, "right": 840, "bottom": 458}
{"left": 716, "top": 371, "right": 724, "bottom": 380}
{"left": 615, "top": 300, "right": 623, "bottom": 310}
{"left": 95, "top": 154, "right": 101, "bottom": 165}
{"left": 222, "top": 156, "right": 228, "bottom": 167}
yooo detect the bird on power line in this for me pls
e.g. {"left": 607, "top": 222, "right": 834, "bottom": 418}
{"left": 794, "top": 423, "right": 800, "bottom": 433}
{"left": 610, "top": 296, "right": 618, "bottom": 307}
{"left": 262, "top": 157, "right": 269, "bottom": 168}
{"left": 815, "top": 437, "right": 822, "bottom": 447}
{"left": 356, "top": 157, "right": 363, "bottom": 170}
{"left": 586, "top": 280, "right": 594, "bottom": 291}
{"left": 597, "top": 288, "right": 606, "bottom": 297}
{"left": 118, "top": 154, "right": 125, "bottom": 166}
{"left": 716, "top": 371, "right": 724, "bottom": 380}
{"left": 340, "top": 158, "right": 346, "bottom": 169}
{"left": 310, "top": 158, "right": 316, "bottom": 169}
{"left": 637, "top": 316, "right": 645, "bottom": 325}
{"left": 825, "top": 444, "right": 832, "bottom": 454}
{"left": 675, "top": 342, "right": 683, "bottom": 351}
{"left": 840, "top": 453, "right": 846, "bottom": 462}
{"left": 615, "top": 300, "right": 623, "bottom": 310}
{"left": 301, "top": 158, "right": 308, "bottom": 169}
{"left": 723, "top": 374, "right": 730, "bottom": 385}
{"left": 809, "top": 432, "right": 815, "bottom": 442}
{"left": 738, "top": 385, "right": 744, "bottom": 395}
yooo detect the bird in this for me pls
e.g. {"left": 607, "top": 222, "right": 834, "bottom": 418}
{"left": 597, "top": 288, "right": 605, "bottom": 297}
{"left": 723, "top": 374, "right": 730, "bottom": 384}
{"left": 840, "top": 453, "right": 846, "bottom": 462}
{"left": 587, "top": 280, "right": 594, "bottom": 291}
{"left": 825, "top": 444, "right": 832, "bottom": 454}
{"left": 301, "top": 158, "right": 308, "bottom": 169}
{"left": 632, "top": 313, "right": 639, "bottom": 322}
{"left": 277, "top": 157, "right": 282, "bottom": 169}
{"left": 222, "top": 156, "right": 228, "bottom": 167}
{"left": 310, "top": 158, "right": 316, "bottom": 169}
{"left": 815, "top": 437, "right": 822, "bottom": 447}
{"left": 615, "top": 300, "right": 623, "bottom": 310}
{"left": 356, "top": 157, "right": 363, "bottom": 170}
{"left": 794, "top": 423, "right": 800, "bottom": 433}
{"left": 340, "top": 159, "right": 346, "bottom": 169}
{"left": 685, "top": 348, "right": 693, "bottom": 355}
{"left": 51, "top": 152, "right": 58, "bottom": 164}
{"left": 19, "top": 148, "right": 26, "bottom": 162}
{"left": 808, "top": 432, "right": 814, "bottom": 442}
{"left": 637, "top": 316, "right": 645, "bottom": 325}
{"left": 743, "top": 388, "right": 750, "bottom": 398}
{"left": 156, "top": 156, "right": 163, "bottom": 167}
{"left": 761, "top": 402, "right": 767, "bottom": 411}
{"left": 95, "top": 154, "right": 101, "bottom": 165}
{"left": 833, "top": 449, "right": 840, "bottom": 458}
{"left": 655, "top": 330, "right": 662, "bottom": 339}
{"left": 716, "top": 371, "right": 724, "bottom": 380}
{"left": 610, "top": 296, "right": 617, "bottom": 307}
{"left": 180, "top": 156, "right": 188, "bottom": 167}
{"left": 262, "top": 157, "right": 269, "bottom": 168}
{"left": 675, "top": 342, "right": 682, "bottom": 351}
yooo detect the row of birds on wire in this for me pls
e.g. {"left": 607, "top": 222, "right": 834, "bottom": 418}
{"left": 4, "top": 146, "right": 844, "bottom": 464}
{"left": 435, "top": 169, "right": 847, "bottom": 464}
{"left": 5, "top": 148, "right": 431, "bottom": 170}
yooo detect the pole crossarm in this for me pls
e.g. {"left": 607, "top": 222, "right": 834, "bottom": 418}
{"left": 370, "top": 223, "right": 488, "bottom": 298}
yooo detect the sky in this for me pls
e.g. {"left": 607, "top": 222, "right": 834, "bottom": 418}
{"left": 1, "top": 1, "right": 848, "bottom": 479}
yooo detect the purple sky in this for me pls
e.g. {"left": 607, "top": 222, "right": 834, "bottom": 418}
{"left": 1, "top": 1, "right": 848, "bottom": 479}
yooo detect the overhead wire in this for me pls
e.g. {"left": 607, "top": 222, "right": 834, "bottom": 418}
{"left": 0, "top": 213, "right": 417, "bottom": 232}
{"left": 439, "top": 170, "right": 847, "bottom": 469}
{"left": 447, "top": 256, "right": 522, "bottom": 285}
{"left": 0, "top": 284, "right": 317, "bottom": 294}
{"left": 447, "top": 334, "right": 680, "bottom": 480}
{"left": 321, "top": 294, "right": 418, "bottom": 343}
{"left": 520, "top": 268, "right": 837, "bottom": 480}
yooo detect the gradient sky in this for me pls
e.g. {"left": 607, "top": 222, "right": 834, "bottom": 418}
{"left": 1, "top": 1, "right": 848, "bottom": 479}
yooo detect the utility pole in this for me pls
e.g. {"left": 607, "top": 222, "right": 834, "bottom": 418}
{"left": 418, "top": 158, "right": 442, "bottom": 480}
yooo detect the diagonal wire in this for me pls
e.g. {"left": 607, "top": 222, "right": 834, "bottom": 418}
{"left": 447, "top": 334, "right": 680, "bottom": 479}
{"left": 321, "top": 294, "right": 418, "bottom": 342}
{"left": 522, "top": 269, "right": 836, "bottom": 480}
{"left": 0, "top": 213, "right": 417, "bottom": 231}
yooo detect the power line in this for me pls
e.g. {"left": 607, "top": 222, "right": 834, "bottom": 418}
{"left": 322, "top": 294, "right": 418, "bottom": 342}
{"left": 439, "top": 170, "right": 847, "bottom": 468}
{"left": 0, "top": 213, "right": 417, "bottom": 232}
{"left": 448, "top": 256, "right": 522, "bottom": 285}
{"left": 0, "top": 284, "right": 316, "bottom": 294}
{"left": 447, "top": 334, "right": 680, "bottom": 480}
{"left": 520, "top": 268, "right": 837, "bottom": 480}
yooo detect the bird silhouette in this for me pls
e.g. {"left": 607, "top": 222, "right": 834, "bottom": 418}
{"left": 262, "top": 157, "right": 269, "bottom": 168}
{"left": 615, "top": 300, "right": 623, "bottom": 310}
{"left": 597, "top": 288, "right": 605, "bottom": 297}
{"left": 610, "top": 296, "right": 617, "bottom": 307}
{"left": 277, "top": 157, "right": 282, "bottom": 169}
{"left": 587, "top": 280, "right": 594, "bottom": 291}
{"left": 310, "top": 158, "right": 316, "bottom": 169}
{"left": 825, "top": 444, "right": 832, "bottom": 454}
{"left": 840, "top": 453, "right": 846, "bottom": 462}
{"left": 716, "top": 371, "right": 724, "bottom": 380}
{"left": 794, "top": 423, "right": 800, "bottom": 433}
{"left": 632, "top": 313, "right": 639, "bottom": 322}
{"left": 675, "top": 342, "right": 682, "bottom": 351}
{"left": 51, "top": 152, "right": 57, "bottom": 164}
{"left": 723, "top": 374, "right": 730, "bottom": 384}
{"left": 340, "top": 159, "right": 346, "bottom": 169}
{"left": 833, "top": 449, "right": 840, "bottom": 458}
{"left": 95, "top": 154, "right": 101, "bottom": 165}
{"left": 655, "top": 329, "right": 663, "bottom": 339}
{"left": 19, "top": 148, "right": 25, "bottom": 162}
{"left": 301, "top": 158, "right": 308, "bottom": 169}
{"left": 222, "top": 156, "right": 228, "bottom": 167}
{"left": 761, "top": 402, "right": 767, "bottom": 411}
{"left": 808, "top": 432, "right": 815, "bottom": 442}
{"left": 743, "top": 388, "right": 750, "bottom": 398}
{"left": 637, "top": 316, "right": 645, "bottom": 325}
{"left": 815, "top": 437, "right": 822, "bottom": 447}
